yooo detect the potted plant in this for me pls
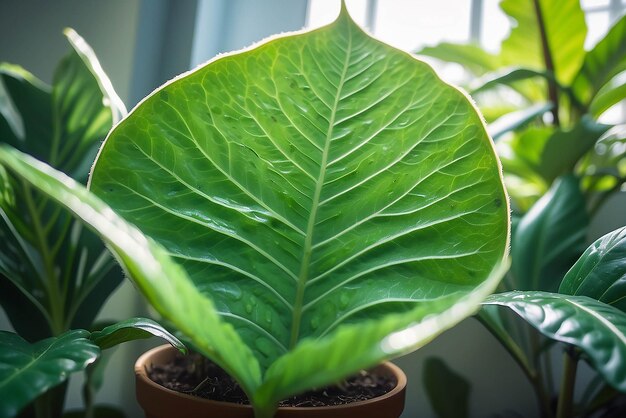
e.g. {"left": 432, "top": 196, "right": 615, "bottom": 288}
{"left": 0, "top": 4, "right": 510, "bottom": 418}
{"left": 417, "top": 0, "right": 626, "bottom": 416}
{"left": 0, "top": 29, "right": 182, "bottom": 418}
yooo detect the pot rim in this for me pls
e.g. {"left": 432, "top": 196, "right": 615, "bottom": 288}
{"left": 135, "top": 344, "right": 407, "bottom": 412}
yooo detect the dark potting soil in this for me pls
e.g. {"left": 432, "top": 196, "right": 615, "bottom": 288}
{"left": 148, "top": 351, "right": 397, "bottom": 407}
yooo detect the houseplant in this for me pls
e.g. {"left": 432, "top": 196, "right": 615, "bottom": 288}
{"left": 417, "top": 0, "right": 626, "bottom": 416}
{"left": 0, "top": 29, "right": 182, "bottom": 418}
{"left": 0, "top": 4, "right": 510, "bottom": 418}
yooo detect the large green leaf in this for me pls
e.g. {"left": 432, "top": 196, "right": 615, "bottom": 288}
{"left": 0, "top": 29, "right": 125, "bottom": 339}
{"left": 511, "top": 175, "right": 588, "bottom": 291}
{"left": 499, "top": 0, "right": 587, "bottom": 85}
{"left": 89, "top": 8, "right": 509, "bottom": 414}
{"left": 0, "top": 146, "right": 262, "bottom": 399}
{"left": 0, "top": 330, "right": 100, "bottom": 418}
{"left": 485, "top": 291, "right": 626, "bottom": 392}
{"left": 572, "top": 14, "right": 626, "bottom": 106}
{"left": 560, "top": 227, "right": 626, "bottom": 312}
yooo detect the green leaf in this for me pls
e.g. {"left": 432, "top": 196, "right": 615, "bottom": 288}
{"left": 484, "top": 291, "right": 626, "bottom": 392}
{"left": 537, "top": 116, "right": 610, "bottom": 183}
{"left": 589, "top": 73, "right": 626, "bottom": 118}
{"left": 512, "top": 175, "right": 588, "bottom": 292}
{"left": 416, "top": 42, "right": 501, "bottom": 75}
{"left": 489, "top": 102, "right": 553, "bottom": 140}
{"left": 423, "top": 357, "right": 470, "bottom": 418}
{"left": 89, "top": 9, "right": 509, "bottom": 413}
{"left": 50, "top": 28, "right": 126, "bottom": 182}
{"left": 470, "top": 67, "right": 554, "bottom": 96}
{"left": 573, "top": 14, "right": 626, "bottom": 106}
{"left": 0, "top": 64, "right": 52, "bottom": 163}
{"left": 560, "top": 226, "right": 626, "bottom": 312}
{"left": 255, "top": 263, "right": 507, "bottom": 408}
{"left": 0, "top": 165, "right": 122, "bottom": 339}
{"left": 0, "top": 29, "right": 125, "bottom": 179}
{"left": 90, "top": 317, "right": 186, "bottom": 352}
{"left": 499, "top": 0, "right": 587, "bottom": 85}
{"left": 0, "top": 330, "right": 100, "bottom": 418}
{"left": 0, "top": 30, "right": 126, "bottom": 339}
{"left": 0, "top": 145, "right": 262, "bottom": 399}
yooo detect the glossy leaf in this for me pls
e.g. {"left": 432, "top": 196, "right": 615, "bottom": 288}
{"left": 0, "top": 29, "right": 125, "bottom": 340}
{"left": 423, "top": 357, "right": 470, "bottom": 418}
{"left": 89, "top": 7, "right": 509, "bottom": 414}
{"left": 255, "top": 263, "right": 507, "bottom": 409}
{"left": 572, "top": 14, "right": 626, "bottom": 106}
{"left": 589, "top": 73, "right": 626, "bottom": 118}
{"left": 512, "top": 175, "right": 588, "bottom": 292}
{"left": 52, "top": 28, "right": 126, "bottom": 181}
{"left": 485, "top": 291, "right": 626, "bottom": 392}
{"left": 499, "top": 0, "right": 587, "bottom": 85}
{"left": 0, "top": 145, "right": 262, "bottom": 398}
{"left": 90, "top": 317, "right": 186, "bottom": 351}
{"left": 560, "top": 227, "right": 626, "bottom": 312}
{"left": 0, "top": 330, "right": 100, "bottom": 418}
{"left": 537, "top": 116, "right": 610, "bottom": 183}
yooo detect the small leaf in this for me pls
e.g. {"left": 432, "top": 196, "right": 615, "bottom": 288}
{"left": 484, "top": 291, "right": 626, "bottom": 392}
{"left": 489, "top": 103, "right": 553, "bottom": 140}
{"left": 560, "top": 226, "right": 626, "bottom": 312}
{"left": 0, "top": 64, "right": 52, "bottom": 163}
{"left": 470, "top": 67, "right": 554, "bottom": 96}
{"left": 423, "top": 357, "right": 470, "bottom": 418}
{"left": 537, "top": 116, "right": 610, "bottom": 183}
{"left": 416, "top": 42, "right": 501, "bottom": 75}
{"left": 51, "top": 28, "right": 126, "bottom": 181}
{"left": 0, "top": 330, "right": 100, "bottom": 418}
{"left": 589, "top": 73, "right": 626, "bottom": 118}
{"left": 90, "top": 317, "right": 186, "bottom": 352}
{"left": 512, "top": 175, "right": 588, "bottom": 291}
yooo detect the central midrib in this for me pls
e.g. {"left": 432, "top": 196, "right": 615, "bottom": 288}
{"left": 288, "top": 25, "right": 353, "bottom": 349}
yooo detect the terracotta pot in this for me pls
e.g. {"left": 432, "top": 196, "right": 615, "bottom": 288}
{"left": 135, "top": 345, "right": 407, "bottom": 418}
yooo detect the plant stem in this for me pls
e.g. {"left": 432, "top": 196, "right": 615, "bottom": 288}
{"left": 253, "top": 404, "right": 277, "bottom": 418}
{"left": 588, "top": 176, "right": 626, "bottom": 216}
{"left": 556, "top": 348, "right": 579, "bottom": 418}
{"left": 530, "top": 329, "right": 553, "bottom": 418}
{"left": 532, "top": 0, "right": 560, "bottom": 127}
{"left": 34, "top": 383, "right": 67, "bottom": 418}
{"left": 23, "top": 182, "right": 64, "bottom": 335}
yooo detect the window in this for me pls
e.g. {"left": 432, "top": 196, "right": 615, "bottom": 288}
{"left": 307, "top": 0, "right": 626, "bottom": 53}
